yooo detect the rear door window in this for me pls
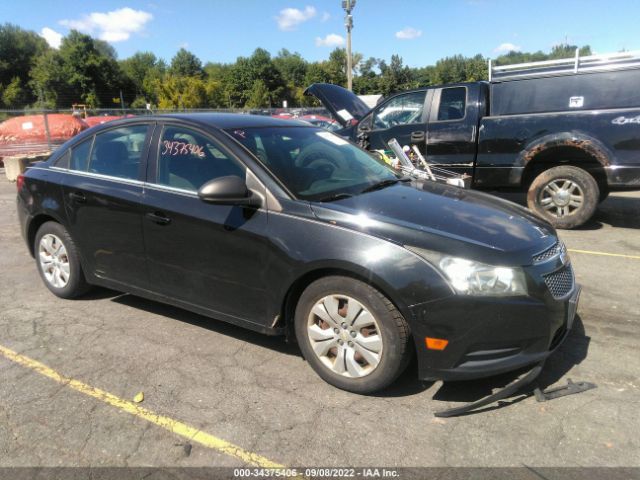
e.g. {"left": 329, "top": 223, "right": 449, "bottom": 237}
{"left": 88, "top": 125, "right": 149, "bottom": 180}
{"left": 436, "top": 87, "right": 466, "bottom": 121}
{"left": 69, "top": 137, "right": 93, "bottom": 171}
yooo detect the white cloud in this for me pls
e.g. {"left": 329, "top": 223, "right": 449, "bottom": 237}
{"left": 60, "top": 7, "right": 153, "bottom": 43}
{"left": 275, "top": 6, "right": 317, "bottom": 31}
{"left": 315, "top": 33, "right": 345, "bottom": 47}
{"left": 395, "top": 27, "right": 422, "bottom": 40}
{"left": 321, "top": 12, "right": 330, "bottom": 22}
{"left": 40, "top": 27, "right": 63, "bottom": 49}
{"left": 494, "top": 42, "right": 521, "bottom": 53}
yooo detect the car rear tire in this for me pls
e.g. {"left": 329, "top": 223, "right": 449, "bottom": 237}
{"left": 35, "top": 221, "right": 90, "bottom": 299}
{"left": 527, "top": 166, "right": 599, "bottom": 229}
{"left": 294, "top": 276, "right": 411, "bottom": 394}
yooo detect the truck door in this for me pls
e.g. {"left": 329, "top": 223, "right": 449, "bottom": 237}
{"left": 365, "top": 90, "right": 429, "bottom": 151}
{"left": 425, "top": 85, "right": 481, "bottom": 174}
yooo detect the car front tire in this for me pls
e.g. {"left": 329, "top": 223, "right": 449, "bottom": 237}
{"left": 527, "top": 165, "right": 599, "bottom": 229}
{"left": 294, "top": 276, "right": 411, "bottom": 394}
{"left": 34, "top": 221, "right": 90, "bottom": 299}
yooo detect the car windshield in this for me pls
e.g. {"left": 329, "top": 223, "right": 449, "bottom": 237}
{"left": 225, "top": 126, "right": 400, "bottom": 201}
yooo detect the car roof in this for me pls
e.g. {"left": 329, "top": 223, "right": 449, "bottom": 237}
{"left": 45, "top": 112, "right": 315, "bottom": 164}
{"left": 148, "top": 112, "right": 311, "bottom": 129}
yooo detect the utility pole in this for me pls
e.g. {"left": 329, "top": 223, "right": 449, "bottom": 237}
{"left": 342, "top": 0, "right": 356, "bottom": 91}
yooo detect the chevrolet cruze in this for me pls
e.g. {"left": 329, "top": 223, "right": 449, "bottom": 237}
{"left": 16, "top": 114, "right": 580, "bottom": 393}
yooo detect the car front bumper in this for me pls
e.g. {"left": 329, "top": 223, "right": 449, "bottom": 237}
{"left": 410, "top": 284, "right": 581, "bottom": 382}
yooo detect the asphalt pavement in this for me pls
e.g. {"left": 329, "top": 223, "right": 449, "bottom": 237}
{"left": 0, "top": 171, "right": 638, "bottom": 470}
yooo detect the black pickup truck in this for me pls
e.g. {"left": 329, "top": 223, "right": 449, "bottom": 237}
{"left": 305, "top": 51, "right": 640, "bottom": 228}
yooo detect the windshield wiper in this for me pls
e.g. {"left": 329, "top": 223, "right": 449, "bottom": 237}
{"left": 317, "top": 192, "right": 354, "bottom": 202}
{"left": 360, "top": 176, "right": 411, "bottom": 194}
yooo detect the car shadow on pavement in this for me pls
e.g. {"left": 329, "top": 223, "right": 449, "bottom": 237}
{"left": 428, "top": 315, "right": 591, "bottom": 415}
{"left": 576, "top": 195, "right": 640, "bottom": 230}
{"left": 108, "top": 292, "right": 303, "bottom": 358}
{"left": 490, "top": 191, "right": 640, "bottom": 230}
{"left": 91, "top": 289, "right": 592, "bottom": 410}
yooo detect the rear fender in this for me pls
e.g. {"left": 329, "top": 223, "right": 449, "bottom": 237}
{"left": 513, "top": 131, "right": 614, "bottom": 184}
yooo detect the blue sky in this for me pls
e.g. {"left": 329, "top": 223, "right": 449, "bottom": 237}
{"left": 2, "top": 0, "right": 639, "bottom": 66}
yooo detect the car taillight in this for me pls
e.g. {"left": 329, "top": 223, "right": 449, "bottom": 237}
{"left": 16, "top": 174, "right": 25, "bottom": 191}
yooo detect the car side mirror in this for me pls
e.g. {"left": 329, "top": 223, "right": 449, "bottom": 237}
{"left": 358, "top": 115, "right": 372, "bottom": 132}
{"left": 197, "top": 176, "right": 261, "bottom": 207}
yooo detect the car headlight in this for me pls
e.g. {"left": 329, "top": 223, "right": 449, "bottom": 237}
{"left": 408, "top": 247, "right": 527, "bottom": 296}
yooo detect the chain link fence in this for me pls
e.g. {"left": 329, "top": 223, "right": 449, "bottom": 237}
{"left": 0, "top": 107, "right": 333, "bottom": 166}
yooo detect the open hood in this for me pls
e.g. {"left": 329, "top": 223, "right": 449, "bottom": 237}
{"left": 304, "top": 83, "right": 371, "bottom": 127}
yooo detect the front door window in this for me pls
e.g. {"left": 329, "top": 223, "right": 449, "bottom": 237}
{"left": 157, "top": 126, "right": 245, "bottom": 191}
{"left": 373, "top": 91, "right": 426, "bottom": 130}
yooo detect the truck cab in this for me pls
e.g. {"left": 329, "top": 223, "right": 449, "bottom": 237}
{"left": 305, "top": 82, "right": 486, "bottom": 178}
{"left": 305, "top": 50, "right": 640, "bottom": 229}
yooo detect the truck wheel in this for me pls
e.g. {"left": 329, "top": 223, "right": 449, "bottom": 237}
{"left": 294, "top": 276, "right": 411, "bottom": 394}
{"left": 35, "top": 221, "right": 90, "bottom": 299}
{"left": 527, "top": 166, "right": 599, "bottom": 229}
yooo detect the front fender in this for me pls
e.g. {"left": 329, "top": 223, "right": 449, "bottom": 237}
{"left": 266, "top": 210, "right": 454, "bottom": 330}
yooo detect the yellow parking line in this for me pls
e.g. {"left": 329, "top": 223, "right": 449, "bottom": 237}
{"left": 568, "top": 248, "right": 640, "bottom": 260}
{"left": 0, "top": 344, "right": 284, "bottom": 469}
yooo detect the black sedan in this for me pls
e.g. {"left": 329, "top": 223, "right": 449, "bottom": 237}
{"left": 16, "top": 114, "right": 580, "bottom": 394}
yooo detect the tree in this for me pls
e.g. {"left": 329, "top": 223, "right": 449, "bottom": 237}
{"left": 245, "top": 80, "right": 271, "bottom": 108}
{"left": 121, "top": 52, "right": 158, "bottom": 94}
{"left": 203, "top": 62, "right": 233, "bottom": 107}
{"left": 121, "top": 51, "right": 166, "bottom": 106}
{"left": 353, "top": 57, "right": 380, "bottom": 93}
{"left": 1, "top": 77, "right": 25, "bottom": 108}
{"left": 155, "top": 75, "right": 207, "bottom": 109}
{"left": 169, "top": 48, "right": 203, "bottom": 77}
{"left": 378, "top": 55, "right": 413, "bottom": 96}
{"left": 29, "top": 30, "right": 126, "bottom": 108}
{"left": 226, "top": 48, "right": 286, "bottom": 107}
{"left": 0, "top": 23, "right": 48, "bottom": 106}
{"left": 431, "top": 54, "right": 487, "bottom": 84}
{"left": 493, "top": 44, "right": 592, "bottom": 66}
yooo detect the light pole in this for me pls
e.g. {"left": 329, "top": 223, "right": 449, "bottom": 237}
{"left": 342, "top": 0, "right": 356, "bottom": 91}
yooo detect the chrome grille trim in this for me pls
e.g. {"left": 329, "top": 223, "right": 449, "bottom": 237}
{"left": 533, "top": 241, "right": 567, "bottom": 264}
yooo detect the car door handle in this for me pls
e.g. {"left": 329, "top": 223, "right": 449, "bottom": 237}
{"left": 69, "top": 191, "right": 86, "bottom": 203}
{"left": 410, "top": 130, "right": 426, "bottom": 143}
{"left": 145, "top": 211, "right": 171, "bottom": 225}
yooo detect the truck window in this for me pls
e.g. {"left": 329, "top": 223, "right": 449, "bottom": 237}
{"left": 437, "top": 87, "right": 466, "bottom": 121}
{"left": 373, "top": 91, "right": 426, "bottom": 129}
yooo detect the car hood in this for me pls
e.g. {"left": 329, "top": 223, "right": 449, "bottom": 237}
{"left": 309, "top": 181, "right": 556, "bottom": 266}
{"left": 304, "top": 83, "right": 371, "bottom": 127}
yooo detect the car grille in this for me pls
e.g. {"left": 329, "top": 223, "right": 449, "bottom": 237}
{"left": 533, "top": 241, "right": 566, "bottom": 263}
{"left": 543, "top": 264, "right": 575, "bottom": 299}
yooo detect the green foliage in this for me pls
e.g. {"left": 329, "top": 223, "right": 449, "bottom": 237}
{"left": 0, "top": 23, "right": 597, "bottom": 111}
{"left": 0, "top": 23, "right": 48, "bottom": 106}
{"left": 226, "top": 48, "right": 286, "bottom": 107}
{"left": 155, "top": 75, "right": 207, "bottom": 109}
{"left": 432, "top": 54, "right": 487, "bottom": 84}
{"left": 170, "top": 48, "right": 203, "bottom": 77}
{"left": 1, "top": 77, "right": 25, "bottom": 108}
{"left": 30, "top": 30, "right": 125, "bottom": 108}
{"left": 246, "top": 80, "right": 271, "bottom": 108}
{"left": 494, "top": 44, "right": 593, "bottom": 66}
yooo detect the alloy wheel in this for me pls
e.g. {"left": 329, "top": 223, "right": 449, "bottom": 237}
{"left": 539, "top": 179, "right": 584, "bottom": 218}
